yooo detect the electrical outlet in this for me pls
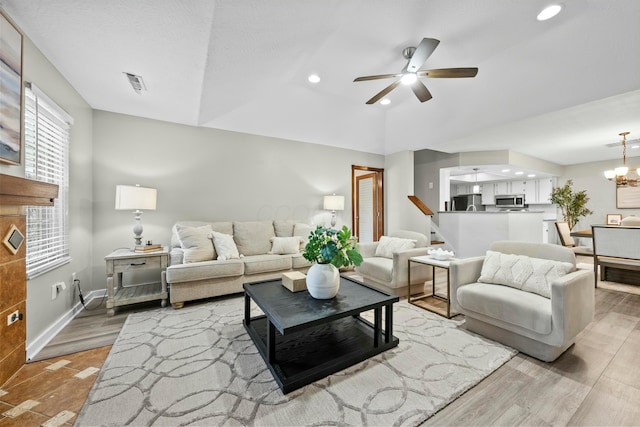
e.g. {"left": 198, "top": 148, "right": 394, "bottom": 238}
{"left": 72, "top": 272, "right": 76, "bottom": 281}
{"left": 6, "top": 310, "right": 19, "bottom": 326}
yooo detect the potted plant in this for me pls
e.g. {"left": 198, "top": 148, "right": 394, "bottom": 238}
{"left": 550, "top": 179, "right": 593, "bottom": 230}
{"left": 302, "top": 225, "right": 363, "bottom": 299}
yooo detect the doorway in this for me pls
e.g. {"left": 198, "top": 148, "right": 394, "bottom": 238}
{"left": 352, "top": 165, "right": 384, "bottom": 243}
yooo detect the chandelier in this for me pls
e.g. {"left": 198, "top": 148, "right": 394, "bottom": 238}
{"left": 604, "top": 132, "right": 640, "bottom": 186}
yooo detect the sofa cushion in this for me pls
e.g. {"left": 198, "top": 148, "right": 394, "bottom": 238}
{"left": 274, "top": 220, "right": 298, "bottom": 237}
{"left": 171, "top": 221, "right": 233, "bottom": 248}
{"left": 374, "top": 236, "right": 416, "bottom": 259}
{"left": 478, "top": 250, "right": 574, "bottom": 298}
{"left": 291, "top": 253, "right": 313, "bottom": 269}
{"left": 269, "top": 236, "right": 303, "bottom": 255}
{"left": 175, "top": 224, "right": 215, "bottom": 263}
{"left": 233, "top": 221, "right": 275, "bottom": 256}
{"left": 166, "top": 259, "right": 244, "bottom": 283}
{"left": 243, "top": 254, "right": 292, "bottom": 275}
{"left": 293, "top": 223, "right": 314, "bottom": 247}
{"left": 457, "top": 282, "right": 552, "bottom": 335}
{"left": 210, "top": 231, "right": 240, "bottom": 260}
{"left": 356, "top": 257, "right": 393, "bottom": 283}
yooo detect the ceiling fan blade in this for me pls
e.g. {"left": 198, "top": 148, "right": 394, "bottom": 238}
{"left": 366, "top": 80, "right": 401, "bottom": 104}
{"left": 419, "top": 67, "right": 479, "bottom": 78}
{"left": 411, "top": 80, "right": 432, "bottom": 102}
{"left": 406, "top": 38, "right": 440, "bottom": 73}
{"left": 354, "top": 74, "right": 401, "bottom": 82}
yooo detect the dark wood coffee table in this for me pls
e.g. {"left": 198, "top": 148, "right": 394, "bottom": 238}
{"left": 243, "top": 275, "right": 399, "bottom": 394}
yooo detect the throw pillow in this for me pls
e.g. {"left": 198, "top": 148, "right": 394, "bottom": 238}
{"left": 374, "top": 236, "right": 417, "bottom": 259}
{"left": 269, "top": 236, "right": 303, "bottom": 255}
{"left": 210, "top": 231, "right": 240, "bottom": 260}
{"left": 478, "top": 250, "right": 575, "bottom": 298}
{"left": 175, "top": 224, "right": 215, "bottom": 263}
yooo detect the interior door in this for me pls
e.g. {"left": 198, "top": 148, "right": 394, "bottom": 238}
{"left": 352, "top": 166, "right": 384, "bottom": 243}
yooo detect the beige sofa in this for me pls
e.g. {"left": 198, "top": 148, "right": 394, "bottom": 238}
{"left": 450, "top": 241, "right": 594, "bottom": 362}
{"left": 166, "top": 220, "right": 313, "bottom": 308}
{"left": 355, "top": 230, "right": 433, "bottom": 296}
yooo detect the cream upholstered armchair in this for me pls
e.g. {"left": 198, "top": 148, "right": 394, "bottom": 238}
{"left": 449, "top": 241, "right": 594, "bottom": 362}
{"left": 355, "top": 230, "right": 433, "bottom": 297}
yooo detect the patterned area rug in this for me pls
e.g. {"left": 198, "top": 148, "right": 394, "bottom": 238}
{"left": 76, "top": 297, "right": 516, "bottom": 426}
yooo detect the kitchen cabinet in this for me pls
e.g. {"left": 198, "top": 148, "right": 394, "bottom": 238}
{"left": 538, "top": 178, "right": 554, "bottom": 204}
{"left": 494, "top": 181, "right": 511, "bottom": 196}
{"left": 455, "top": 184, "right": 471, "bottom": 195}
{"left": 482, "top": 183, "right": 495, "bottom": 205}
{"left": 512, "top": 180, "right": 537, "bottom": 203}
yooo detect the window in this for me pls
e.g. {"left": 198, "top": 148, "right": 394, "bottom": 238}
{"left": 23, "top": 83, "right": 73, "bottom": 278}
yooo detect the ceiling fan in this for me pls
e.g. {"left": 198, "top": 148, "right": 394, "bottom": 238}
{"left": 354, "top": 37, "right": 478, "bottom": 104}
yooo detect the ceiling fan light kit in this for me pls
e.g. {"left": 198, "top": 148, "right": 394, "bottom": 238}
{"left": 354, "top": 37, "right": 478, "bottom": 105}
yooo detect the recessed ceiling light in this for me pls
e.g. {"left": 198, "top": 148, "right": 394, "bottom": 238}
{"left": 537, "top": 4, "right": 562, "bottom": 21}
{"left": 515, "top": 171, "right": 524, "bottom": 175}
{"left": 631, "top": 145, "right": 640, "bottom": 149}
{"left": 501, "top": 169, "right": 511, "bottom": 173}
{"left": 308, "top": 74, "right": 320, "bottom": 83}
{"left": 380, "top": 99, "right": 391, "bottom": 105}
{"left": 528, "top": 174, "right": 536, "bottom": 178}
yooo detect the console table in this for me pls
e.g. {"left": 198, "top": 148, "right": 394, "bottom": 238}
{"left": 104, "top": 247, "right": 168, "bottom": 316}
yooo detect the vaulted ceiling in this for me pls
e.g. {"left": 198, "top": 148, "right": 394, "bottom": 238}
{"left": 2, "top": 0, "right": 639, "bottom": 165}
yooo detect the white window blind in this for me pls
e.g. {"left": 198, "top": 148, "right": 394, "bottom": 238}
{"left": 24, "top": 84, "right": 73, "bottom": 278}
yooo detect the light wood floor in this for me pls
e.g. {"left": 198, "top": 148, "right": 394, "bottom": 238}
{"left": 2, "top": 257, "right": 639, "bottom": 426}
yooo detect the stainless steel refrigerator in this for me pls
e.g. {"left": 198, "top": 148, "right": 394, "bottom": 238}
{"left": 450, "top": 194, "right": 485, "bottom": 211}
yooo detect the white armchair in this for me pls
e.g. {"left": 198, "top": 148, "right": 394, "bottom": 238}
{"left": 450, "top": 241, "right": 594, "bottom": 362}
{"left": 355, "top": 230, "right": 433, "bottom": 296}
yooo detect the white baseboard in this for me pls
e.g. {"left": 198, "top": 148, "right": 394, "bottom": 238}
{"left": 26, "top": 289, "right": 107, "bottom": 361}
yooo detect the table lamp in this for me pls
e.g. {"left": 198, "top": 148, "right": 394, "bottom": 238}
{"left": 323, "top": 194, "right": 344, "bottom": 227}
{"left": 115, "top": 184, "right": 157, "bottom": 246}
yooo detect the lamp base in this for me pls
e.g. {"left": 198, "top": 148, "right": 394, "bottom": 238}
{"left": 133, "top": 210, "right": 144, "bottom": 247}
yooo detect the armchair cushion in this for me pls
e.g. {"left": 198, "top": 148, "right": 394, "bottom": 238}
{"left": 374, "top": 236, "right": 416, "bottom": 259}
{"left": 457, "top": 283, "right": 552, "bottom": 335}
{"left": 478, "top": 250, "right": 574, "bottom": 298}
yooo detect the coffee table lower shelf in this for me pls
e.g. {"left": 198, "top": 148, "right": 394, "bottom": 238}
{"left": 244, "top": 315, "right": 399, "bottom": 394}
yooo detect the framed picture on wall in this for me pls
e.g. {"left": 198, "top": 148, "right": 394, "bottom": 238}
{"left": 606, "top": 214, "right": 622, "bottom": 226}
{"left": 0, "top": 10, "right": 23, "bottom": 165}
{"left": 616, "top": 185, "right": 640, "bottom": 209}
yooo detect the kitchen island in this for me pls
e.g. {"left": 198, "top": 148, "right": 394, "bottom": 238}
{"left": 439, "top": 211, "right": 544, "bottom": 258}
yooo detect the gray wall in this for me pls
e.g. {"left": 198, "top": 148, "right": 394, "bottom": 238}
{"left": 90, "top": 111, "right": 384, "bottom": 289}
{"left": 0, "top": 34, "right": 94, "bottom": 349}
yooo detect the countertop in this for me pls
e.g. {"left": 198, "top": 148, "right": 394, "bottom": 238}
{"left": 438, "top": 210, "right": 544, "bottom": 214}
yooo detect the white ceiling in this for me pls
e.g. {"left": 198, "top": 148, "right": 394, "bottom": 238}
{"left": 2, "top": 0, "right": 640, "bottom": 166}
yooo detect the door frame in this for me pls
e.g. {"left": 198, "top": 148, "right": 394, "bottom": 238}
{"left": 351, "top": 165, "right": 384, "bottom": 241}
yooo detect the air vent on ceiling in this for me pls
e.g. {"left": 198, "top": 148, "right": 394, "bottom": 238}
{"left": 124, "top": 72, "right": 146, "bottom": 94}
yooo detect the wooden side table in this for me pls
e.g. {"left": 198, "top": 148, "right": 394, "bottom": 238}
{"left": 104, "top": 247, "right": 169, "bottom": 316}
{"left": 407, "top": 255, "right": 458, "bottom": 318}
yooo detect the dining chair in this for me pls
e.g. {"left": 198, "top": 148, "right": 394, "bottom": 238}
{"left": 554, "top": 221, "right": 593, "bottom": 256}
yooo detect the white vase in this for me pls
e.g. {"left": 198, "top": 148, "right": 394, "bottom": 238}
{"left": 306, "top": 263, "right": 340, "bottom": 299}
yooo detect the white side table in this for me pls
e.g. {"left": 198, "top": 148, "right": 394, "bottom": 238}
{"left": 104, "top": 247, "right": 169, "bottom": 316}
{"left": 407, "top": 255, "right": 459, "bottom": 318}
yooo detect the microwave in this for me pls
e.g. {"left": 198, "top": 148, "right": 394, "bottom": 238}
{"left": 494, "top": 194, "right": 525, "bottom": 208}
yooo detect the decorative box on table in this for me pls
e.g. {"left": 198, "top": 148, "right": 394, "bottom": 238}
{"left": 281, "top": 271, "right": 307, "bottom": 292}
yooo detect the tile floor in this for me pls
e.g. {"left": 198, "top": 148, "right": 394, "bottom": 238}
{"left": 0, "top": 346, "right": 110, "bottom": 426}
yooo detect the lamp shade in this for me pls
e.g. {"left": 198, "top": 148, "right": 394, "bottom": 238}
{"left": 323, "top": 195, "right": 344, "bottom": 211}
{"left": 115, "top": 185, "right": 157, "bottom": 210}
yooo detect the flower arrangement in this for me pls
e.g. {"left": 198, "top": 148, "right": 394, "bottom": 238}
{"left": 302, "top": 225, "right": 363, "bottom": 268}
